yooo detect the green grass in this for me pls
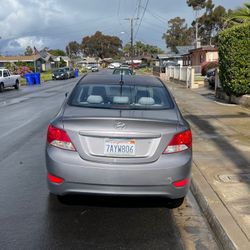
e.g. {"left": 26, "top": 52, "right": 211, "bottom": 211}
{"left": 41, "top": 72, "right": 52, "bottom": 82}
{"left": 135, "top": 67, "right": 152, "bottom": 75}
{"left": 20, "top": 77, "right": 26, "bottom": 86}
{"left": 20, "top": 72, "right": 52, "bottom": 86}
{"left": 195, "top": 75, "right": 205, "bottom": 81}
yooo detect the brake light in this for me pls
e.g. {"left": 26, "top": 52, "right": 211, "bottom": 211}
{"left": 47, "top": 124, "right": 75, "bottom": 151}
{"left": 48, "top": 172, "right": 64, "bottom": 184}
{"left": 173, "top": 178, "right": 189, "bottom": 187}
{"left": 163, "top": 130, "right": 192, "bottom": 154}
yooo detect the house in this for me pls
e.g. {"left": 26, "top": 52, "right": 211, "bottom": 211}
{"left": 155, "top": 46, "right": 194, "bottom": 67}
{"left": 75, "top": 57, "right": 101, "bottom": 67}
{"left": 0, "top": 55, "right": 45, "bottom": 72}
{"left": 53, "top": 56, "right": 71, "bottom": 68}
{"left": 100, "top": 58, "right": 113, "bottom": 68}
{"left": 182, "top": 46, "right": 218, "bottom": 67}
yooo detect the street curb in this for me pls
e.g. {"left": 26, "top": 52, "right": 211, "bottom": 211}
{"left": 190, "top": 163, "right": 250, "bottom": 250}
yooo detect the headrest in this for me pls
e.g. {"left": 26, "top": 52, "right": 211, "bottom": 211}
{"left": 113, "top": 96, "right": 129, "bottom": 104}
{"left": 138, "top": 97, "right": 155, "bottom": 105}
{"left": 87, "top": 95, "right": 103, "bottom": 104}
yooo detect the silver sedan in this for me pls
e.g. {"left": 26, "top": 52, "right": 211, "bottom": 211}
{"left": 46, "top": 74, "right": 192, "bottom": 208}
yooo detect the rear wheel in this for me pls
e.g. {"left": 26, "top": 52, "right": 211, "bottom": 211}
{"left": 14, "top": 80, "right": 19, "bottom": 89}
{"left": 166, "top": 197, "right": 184, "bottom": 209}
{"left": 0, "top": 83, "right": 4, "bottom": 92}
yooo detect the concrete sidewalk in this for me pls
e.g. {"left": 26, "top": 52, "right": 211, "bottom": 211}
{"left": 165, "top": 81, "right": 250, "bottom": 250}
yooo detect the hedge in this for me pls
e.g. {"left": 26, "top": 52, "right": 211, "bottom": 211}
{"left": 218, "top": 23, "right": 250, "bottom": 97}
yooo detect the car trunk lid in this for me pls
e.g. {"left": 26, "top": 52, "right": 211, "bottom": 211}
{"left": 63, "top": 107, "right": 180, "bottom": 164}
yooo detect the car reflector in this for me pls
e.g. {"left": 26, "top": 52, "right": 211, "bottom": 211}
{"left": 173, "top": 178, "right": 189, "bottom": 187}
{"left": 48, "top": 172, "right": 64, "bottom": 184}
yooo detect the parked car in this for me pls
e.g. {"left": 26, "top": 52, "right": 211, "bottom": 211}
{"left": 91, "top": 66, "right": 99, "bottom": 72}
{"left": 0, "top": 68, "right": 20, "bottom": 92}
{"left": 86, "top": 64, "right": 95, "bottom": 70}
{"left": 63, "top": 67, "right": 75, "bottom": 78}
{"left": 46, "top": 74, "right": 192, "bottom": 208}
{"left": 206, "top": 68, "right": 216, "bottom": 87}
{"left": 52, "top": 68, "right": 68, "bottom": 80}
{"left": 120, "top": 64, "right": 130, "bottom": 69}
{"left": 108, "top": 62, "right": 121, "bottom": 69}
{"left": 113, "top": 68, "right": 134, "bottom": 75}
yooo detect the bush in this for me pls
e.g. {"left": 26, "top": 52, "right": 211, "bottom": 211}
{"left": 201, "top": 61, "right": 218, "bottom": 76}
{"left": 17, "top": 66, "right": 33, "bottom": 77}
{"left": 218, "top": 23, "right": 250, "bottom": 97}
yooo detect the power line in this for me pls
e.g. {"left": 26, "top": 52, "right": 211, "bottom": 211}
{"left": 134, "top": 0, "right": 150, "bottom": 39}
{"left": 134, "top": 0, "right": 142, "bottom": 26}
{"left": 137, "top": 0, "right": 142, "bottom": 18}
{"left": 138, "top": 4, "right": 166, "bottom": 24}
{"left": 117, "top": 0, "right": 121, "bottom": 17}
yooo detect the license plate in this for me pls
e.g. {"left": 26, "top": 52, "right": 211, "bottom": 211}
{"left": 104, "top": 139, "right": 136, "bottom": 156}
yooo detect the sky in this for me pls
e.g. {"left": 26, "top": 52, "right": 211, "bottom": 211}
{"left": 0, "top": 0, "right": 246, "bottom": 55}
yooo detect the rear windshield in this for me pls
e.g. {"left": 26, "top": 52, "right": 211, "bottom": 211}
{"left": 54, "top": 69, "right": 64, "bottom": 73}
{"left": 68, "top": 83, "right": 174, "bottom": 110}
{"left": 113, "top": 69, "right": 132, "bottom": 75}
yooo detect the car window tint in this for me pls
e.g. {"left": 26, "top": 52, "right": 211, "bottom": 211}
{"left": 68, "top": 84, "right": 174, "bottom": 110}
{"left": 0, "top": 71, "right": 2, "bottom": 77}
{"left": 113, "top": 69, "right": 132, "bottom": 75}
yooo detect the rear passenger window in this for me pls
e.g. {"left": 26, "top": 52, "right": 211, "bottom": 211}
{"left": 69, "top": 84, "right": 174, "bottom": 110}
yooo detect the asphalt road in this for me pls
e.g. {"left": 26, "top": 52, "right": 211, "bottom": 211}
{"left": 0, "top": 73, "right": 219, "bottom": 250}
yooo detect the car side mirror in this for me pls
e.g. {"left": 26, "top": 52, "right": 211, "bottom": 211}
{"left": 65, "top": 92, "right": 68, "bottom": 98}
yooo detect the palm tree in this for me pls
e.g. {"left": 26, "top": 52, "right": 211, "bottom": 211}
{"left": 227, "top": 2, "right": 250, "bottom": 24}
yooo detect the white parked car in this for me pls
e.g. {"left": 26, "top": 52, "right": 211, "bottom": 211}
{"left": 0, "top": 68, "right": 21, "bottom": 92}
{"left": 108, "top": 62, "right": 121, "bottom": 69}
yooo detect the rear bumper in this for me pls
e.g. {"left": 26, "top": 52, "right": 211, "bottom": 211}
{"left": 46, "top": 146, "right": 192, "bottom": 198}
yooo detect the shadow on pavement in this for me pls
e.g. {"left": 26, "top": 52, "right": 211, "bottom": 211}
{"left": 186, "top": 113, "right": 250, "bottom": 191}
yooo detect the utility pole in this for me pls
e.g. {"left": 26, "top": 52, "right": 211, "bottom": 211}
{"left": 124, "top": 18, "right": 139, "bottom": 70}
{"left": 194, "top": 6, "right": 201, "bottom": 48}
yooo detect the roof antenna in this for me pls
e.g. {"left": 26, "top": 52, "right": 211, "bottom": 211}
{"left": 119, "top": 72, "right": 124, "bottom": 96}
{"left": 120, "top": 72, "right": 124, "bottom": 84}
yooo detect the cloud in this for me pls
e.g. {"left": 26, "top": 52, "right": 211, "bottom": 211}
{"left": 15, "top": 36, "right": 45, "bottom": 49}
{"left": 0, "top": 0, "right": 247, "bottom": 55}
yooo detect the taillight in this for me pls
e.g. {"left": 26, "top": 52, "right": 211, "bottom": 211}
{"left": 163, "top": 130, "right": 192, "bottom": 154}
{"left": 47, "top": 124, "right": 75, "bottom": 151}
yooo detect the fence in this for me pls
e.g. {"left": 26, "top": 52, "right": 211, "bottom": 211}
{"left": 166, "top": 66, "right": 195, "bottom": 88}
{"left": 193, "top": 65, "right": 201, "bottom": 74}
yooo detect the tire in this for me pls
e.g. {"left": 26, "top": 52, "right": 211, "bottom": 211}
{"left": 166, "top": 197, "right": 184, "bottom": 209}
{"left": 0, "top": 83, "right": 4, "bottom": 92}
{"left": 14, "top": 80, "right": 19, "bottom": 90}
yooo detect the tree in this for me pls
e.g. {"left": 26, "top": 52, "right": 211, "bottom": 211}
{"left": 186, "top": 0, "right": 206, "bottom": 9}
{"left": 226, "top": 3, "right": 250, "bottom": 24}
{"left": 195, "top": 1, "right": 227, "bottom": 45}
{"left": 124, "top": 41, "right": 164, "bottom": 57}
{"left": 219, "top": 23, "right": 250, "bottom": 98}
{"left": 81, "top": 31, "right": 122, "bottom": 59}
{"left": 162, "top": 17, "right": 193, "bottom": 53}
{"left": 48, "top": 49, "right": 66, "bottom": 56}
{"left": 66, "top": 41, "right": 81, "bottom": 57}
{"left": 24, "top": 46, "right": 33, "bottom": 56}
